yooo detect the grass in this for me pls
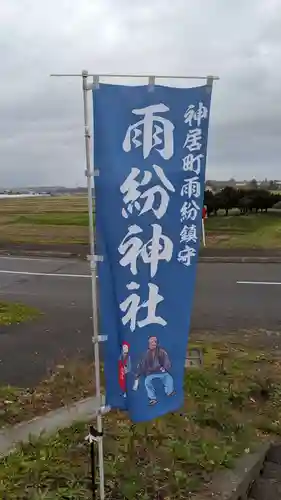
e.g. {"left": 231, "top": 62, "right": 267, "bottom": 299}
{"left": 0, "top": 196, "right": 89, "bottom": 246}
{"left": 0, "top": 221, "right": 88, "bottom": 245}
{"left": 12, "top": 213, "right": 90, "bottom": 226}
{"left": 0, "top": 301, "right": 41, "bottom": 326}
{"left": 0, "top": 195, "right": 88, "bottom": 214}
{"left": 205, "top": 210, "right": 281, "bottom": 248}
{"left": 1, "top": 339, "right": 281, "bottom": 499}
{"left": 0, "top": 196, "right": 280, "bottom": 249}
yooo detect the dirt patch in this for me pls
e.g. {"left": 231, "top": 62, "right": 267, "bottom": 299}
{"left": 0, "top": 239, "right": 89, "bottom": 257}
{"left": 0, "top": 359, "right": 95, "bottom": 428}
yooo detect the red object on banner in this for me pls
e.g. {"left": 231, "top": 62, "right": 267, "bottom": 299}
{"left": 118, "top": 341, "right": 131, "bottom": 393}
{"left": 202, "top": 206, "right": 207, "bottom": 219}
{"left": 118, "top": 360, "right": 126, "bottom": 392}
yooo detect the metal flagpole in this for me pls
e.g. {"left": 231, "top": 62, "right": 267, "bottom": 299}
{"left": 82, "top": 69, "right": 105, "bottom": 500}
{"left": 201, "top": 76, "right": 214, "bottom": 250}
{"left": 51, "top": 72, "right": 219, "bottom": 80}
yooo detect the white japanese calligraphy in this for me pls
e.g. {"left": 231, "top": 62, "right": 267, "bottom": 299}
{"left": 120, "top": 281, "right": 167, "bottom": 332}
{"left": 123, "top": 104, "right": 175, "bottom": 160}
{"left": 183, "top": 128, "right": 202, "bottom": 152}
{"left": 181, "top": 176, "right": 201, "bottom": 198}
{"left": 177, "top": 246, "right": 197, "bottom": 267}
{"left": 184, "top": 102, "right": 208, "bottom": 127}
{"left": 120, "top": 164, "right": 175, "bottom": 219}
{"left": 182, "top": 154, "right": 204, "bottom": 175}
{"left": 180, "top": 225, "right": 197, "bottom": 244}
{"left": 118, "top": 223, "right": 173, "bottom": 278}
{"left": 180, "top": 200, "right": 200, "bottom": 222}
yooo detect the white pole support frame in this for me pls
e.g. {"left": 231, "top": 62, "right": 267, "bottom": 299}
{"left": 82, "top": 69, "right": 105, "bottom": 500}
{"left": 50, "top": 70, "right": 218, "bottom": 499}
{"left": 81, "top": 70, "right": 214, "bottom": 499}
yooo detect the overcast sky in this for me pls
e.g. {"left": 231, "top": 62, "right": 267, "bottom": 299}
{"left": 1, "top": 0, "right": 281, "bottom": 187}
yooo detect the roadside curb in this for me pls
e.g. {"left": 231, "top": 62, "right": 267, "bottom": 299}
{"left": 0, "top": 250, "right": 78, "bottom": 259}
{"left": 199, "top": 256, "right": 281, "bottom": 263}
{"left": 0, "top": 396, "right": 99, "bottom": 458}
{"left": 192, "top": 443, "right": 270, "bottom": 500}
{"left": 1, "top": 249, "right": 281, "bottom": 264}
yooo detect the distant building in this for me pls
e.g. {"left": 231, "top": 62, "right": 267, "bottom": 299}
{"left": 235, "top": 182, "right": 249, "bottom": 190}
{"left": 205, "top": 183, "right": 215, "bottom": 193}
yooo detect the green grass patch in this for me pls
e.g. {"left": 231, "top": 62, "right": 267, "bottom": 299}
{"left": 0, "top": 196, "right": 280, "bottom": 249}
{"left": 1, "top": 341, "right": 281, "bottom": 499}
{"left": 205, "top": 212, "right": 281, "bottom": 248}
{"left": 12, "top": 213, "right": 90, "bottom": 227}
{"left": 0, "top": 302, "right": 41, "bottom": 326}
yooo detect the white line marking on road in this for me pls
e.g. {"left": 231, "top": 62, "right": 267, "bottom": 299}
{"left": 237, "top": 281, "right": 281, "bottom": 285}
{"left": 0, "top": 270, "right": 90, "bottom": 278}
{"left": 0, "top": 290, "right": 48, "bottom": 296}
{"left": 0, "top": 256, "right": 77, "bottom": 263}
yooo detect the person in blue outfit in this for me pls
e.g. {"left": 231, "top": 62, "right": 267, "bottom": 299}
{"left": 133, "top": 336, "right": 175, "bottom": 405}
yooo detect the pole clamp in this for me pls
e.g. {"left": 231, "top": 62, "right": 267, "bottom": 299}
{"left": 84, "top": 168, "right": 99, "bottom": 177}
{"left": 99, "top": 405, "right": 111, "bottom": 415}
{"left": 92, "top": 335, "right": 108, "bottom": 343}
{"left": 93, "top": 255, "right": 104, "bottom": 262}
{"left": 84, "top": 125, "right": 91, "bottom": 138}
{"left": 84, "top": 169, "right": 93, "bottom": 178}
{"left": 87, "top": 254, "right": 104, "bottom": 263}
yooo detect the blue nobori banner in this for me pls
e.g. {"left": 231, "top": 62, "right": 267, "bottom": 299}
{"left": 94, "top": 83, "right": 212, "bottom": 423}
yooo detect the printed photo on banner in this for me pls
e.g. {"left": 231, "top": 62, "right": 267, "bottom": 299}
{"left": 133, "top": 336, "right": 175, "bottom": 406}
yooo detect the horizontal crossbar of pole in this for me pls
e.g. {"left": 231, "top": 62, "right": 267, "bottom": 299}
{"left": 50, "top": 73, "right": 219, "bottom": 80}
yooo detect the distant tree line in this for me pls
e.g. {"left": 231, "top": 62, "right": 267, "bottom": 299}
{"left": 204, "top": 187, "right": 281, "bottom": 216}
{"left": 206, "top": 178, "right": 281, "bottom": 192}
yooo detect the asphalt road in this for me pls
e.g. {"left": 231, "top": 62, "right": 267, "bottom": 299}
{"left": 0, "top": 256, "right": 280, "bottom": 386}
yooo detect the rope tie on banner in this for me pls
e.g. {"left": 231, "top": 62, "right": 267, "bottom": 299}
{"left": 148, "top": 75, "right": 155, "bottom": 92}
{"left": 93, "top": 75, "right": 100, "bottom": 89}
{"left": 206, "top": 75, "right": 214, "bottom": 93}
{"left": 84, "top": 169, "right": 100, "bottom": 177}
{"left": 86, "top": 254, "right": 104, "bottom": 262}
{"left": 85, "top": 426, "right": 104, "bottom": 444}
{"left": 92, "top": 255, "right": 104, "bottom": 263}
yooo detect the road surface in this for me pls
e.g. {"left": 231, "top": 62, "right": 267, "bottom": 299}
{"left": 0, "top": 256, "right": 280, "bottom": 386}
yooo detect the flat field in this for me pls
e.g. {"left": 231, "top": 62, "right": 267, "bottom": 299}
{"left": 0, "top": 196, "right": 280, "bottom": 252}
